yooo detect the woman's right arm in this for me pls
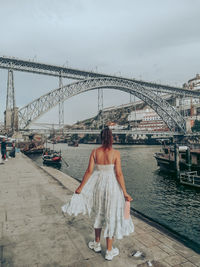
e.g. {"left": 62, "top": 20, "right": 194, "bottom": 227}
{"left": 75, "top": 149, "right": 95, "bottom": 194}
{"left": 115, "top": 150, "right": 133, "bottom": 202}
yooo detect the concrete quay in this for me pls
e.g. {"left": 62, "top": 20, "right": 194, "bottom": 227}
{"left": 0, "top": 153, "right": 200, "bottom": 267}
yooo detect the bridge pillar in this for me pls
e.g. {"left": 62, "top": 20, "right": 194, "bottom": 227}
{"left": 4, "top": 69, "right": 18, "bottom": 132}
{"left": 98, "top": 89, "right": 104, "bottom": 129}
{"left": 59, "top": 74, "right": 64, "bottom": 128}
{"left": 4, "top": 109, "right": 12, "bottom": 130}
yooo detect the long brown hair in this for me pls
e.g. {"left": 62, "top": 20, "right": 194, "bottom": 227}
{"left": 100, "top": 127, "right": 113, "bottom": 149}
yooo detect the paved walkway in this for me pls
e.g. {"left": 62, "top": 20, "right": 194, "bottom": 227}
{"left": 0, "top": 153, "right": 200, "bottom": 267}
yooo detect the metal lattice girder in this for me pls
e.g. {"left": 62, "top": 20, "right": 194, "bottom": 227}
{"left": 19, "top": 77, "right": 187, "bottom": 133}
{"left": 1, "top": 56, "right": 200, "bottom": 97}
{"left": 0, "top": 56, "right": 111, "bottom": 80}
{"left": 59, "top": 75, "right": 64, "bottom": 127}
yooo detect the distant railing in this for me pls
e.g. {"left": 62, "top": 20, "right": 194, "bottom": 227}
{"left": 22, "top": 128, "right": 177, "bottom": 136}
{"left": 180, "top": 171, "right": 200, "bottom": 187}
{"left": 188, "top": 144, "right": 200, "bottom": 150}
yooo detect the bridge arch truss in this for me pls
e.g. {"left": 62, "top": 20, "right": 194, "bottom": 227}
{"left": 19, "top": 77, "right": 187, "bottom": 133}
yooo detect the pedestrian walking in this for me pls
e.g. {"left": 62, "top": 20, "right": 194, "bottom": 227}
{"left": 62, "top": 127, "right": 134, "bottom": 261}
{"left": 1, "top": 138, "right": 7, "bottom": 161}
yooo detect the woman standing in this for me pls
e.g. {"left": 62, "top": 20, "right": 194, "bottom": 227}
{"left": 62, "top": 127, "right": 134, "bottom": 261}
{"left": 1, "top": 138, "right": 7, "bottom": 161}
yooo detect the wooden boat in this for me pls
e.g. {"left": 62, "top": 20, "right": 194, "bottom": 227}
{"left": 21, "top": 141, "right": 44, "bottom": 155}
{"left": 42, "top": 151, "right": 62, "bottom": 166}
{"left": 23, "top": 147, "right": 44, "bottom": 155}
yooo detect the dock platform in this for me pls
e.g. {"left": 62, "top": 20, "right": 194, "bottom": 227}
{"left": 0, "top": 153, "right": 200, "bottom": 267}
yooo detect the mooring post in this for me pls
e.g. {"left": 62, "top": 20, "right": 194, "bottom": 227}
{"left": 186, "top": 147, "right": 191, "bottom": 171}
{"left": 174, "top": 144, "right": 180, "bottom": 178}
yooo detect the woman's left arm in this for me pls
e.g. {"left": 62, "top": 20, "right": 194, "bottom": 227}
{"left": 75, "top": 149, "right": 95, "bottom": 194}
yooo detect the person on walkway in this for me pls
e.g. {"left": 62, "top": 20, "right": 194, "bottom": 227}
{"left": 1, "top": 138, "right": 7, "bottom": 161}
{"left": 62, "top": 127, "right": 134, "bottom": 261}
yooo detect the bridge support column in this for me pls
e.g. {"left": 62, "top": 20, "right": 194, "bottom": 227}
{"left": 98, "top": 89, "right": 104, "bottom": 129}
{"left": 4, "top": 69, "right": 18, "bottom": 132}
{"left": 59, "top": 74, "right": 64, "bottom": 128}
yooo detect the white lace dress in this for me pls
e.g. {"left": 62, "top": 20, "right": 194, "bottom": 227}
{"left": 61, "top": 164, "right": 134, "bottom": 239}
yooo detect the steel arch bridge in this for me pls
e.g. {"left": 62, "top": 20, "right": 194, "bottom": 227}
{"left": 18, "top": 77, "right": 192, "bottom": 133}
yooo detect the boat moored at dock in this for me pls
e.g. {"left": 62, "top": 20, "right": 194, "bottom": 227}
{"left": 154, "top": 142, "right": 200, "bottom": 188}
{"left": 20, "top": 141, "right": 44, "bottom": 155}
{"left": 154, "top": 144, "right": 200, "bottom": 173}
{"left": 42, "top": 150, "right": 62, "bottom": 166}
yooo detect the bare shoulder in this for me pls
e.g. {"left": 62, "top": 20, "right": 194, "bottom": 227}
{"left": 91, "top": 146, "right": 101, "bottom": 156}
{"left": 93, "top": 146, "right": 101, "bottom": 154}
{"left": 92, "top": 148, "right": 96, "bottom": 153}
{"left": 90, "top": 148, "right": 96, "bottom": 157}
{"left": 112, "top": 148, "right": 120, "bottom": 158}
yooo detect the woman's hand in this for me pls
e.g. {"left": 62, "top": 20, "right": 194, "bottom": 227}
{"left": 124, "top": 193, "right": 133, "bottom": 202}
{"left": 75, "top": 186, "right": 82, "bottom": 194}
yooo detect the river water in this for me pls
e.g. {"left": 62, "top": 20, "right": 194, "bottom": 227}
{"left": 30, "top": 144, "right": 200, "bottom": 250}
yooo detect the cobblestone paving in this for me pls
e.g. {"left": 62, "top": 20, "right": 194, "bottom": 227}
{"left": 0, "top": 153, "right": 199, "bottom": 267}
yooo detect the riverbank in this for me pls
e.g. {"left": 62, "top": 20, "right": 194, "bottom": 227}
{"left": 30, "top": 143, "right": 200, "bottom": 249}
{"left": 0, "top": 153, "right": 200, "bottom": 266}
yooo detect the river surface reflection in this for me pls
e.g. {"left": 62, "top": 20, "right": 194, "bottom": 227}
{"left": 31, "top": 143, "right": 200, "bottom": 249}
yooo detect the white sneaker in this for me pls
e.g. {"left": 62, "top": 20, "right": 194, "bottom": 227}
{"left": 147, "top": 260, "right": 153, "bottom": 266}
{"left": 88, "top": 240, "right": 101, "bottom": 253}
{"left": 5, "top": 159, "right": 8, "bottom": 161}
{"left": 133, "top": 250, "right": 142, "bottom": 257}
{"left": 105, "top": 247, "right": 119, "bottom": 261}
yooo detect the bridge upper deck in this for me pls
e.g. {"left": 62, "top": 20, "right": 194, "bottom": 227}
{"left": 1, "top": 56, "right": 199, "bottom": 97}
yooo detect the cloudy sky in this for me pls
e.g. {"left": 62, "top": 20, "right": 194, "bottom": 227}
{"left": 0, "top": 0, "right": 200, "bottom": 125}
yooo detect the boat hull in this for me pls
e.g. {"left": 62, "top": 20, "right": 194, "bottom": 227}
{"left": 43, "top": 160, "right": 61, "bottom": 166}
{"left": 23, "top": 149, "right": 44, "bottom": 155}
{"left": 154, "top": 156, "right": 200, "bottom": 173}
{"left": 42, "top": 154, "right": 62, "bottom": 166}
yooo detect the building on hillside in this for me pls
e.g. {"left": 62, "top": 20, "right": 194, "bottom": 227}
{"left": 183, "top": 74, "right": 200, "bottom": 91}
{"left": 128, "top": 108, "right": 169, "bottom": 132}
{"left": 138, "top": 112, "right": 169, "bottom": 132}
{"left": 107, "top": 122, "right": 126, "bottom": 130}
{"left": 174, "top": 74, "right": 200, "bottom": 120}
{"left": 128, "top": 109, "right": 148, "bottom": 121}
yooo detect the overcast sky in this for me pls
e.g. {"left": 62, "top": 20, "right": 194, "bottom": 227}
{"left": 0, "top": 0, "right": 200, "bottom": 125}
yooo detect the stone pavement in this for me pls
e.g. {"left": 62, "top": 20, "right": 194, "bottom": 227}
{"left": 0, "top": 153, "right": 199, "bottom": 267}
